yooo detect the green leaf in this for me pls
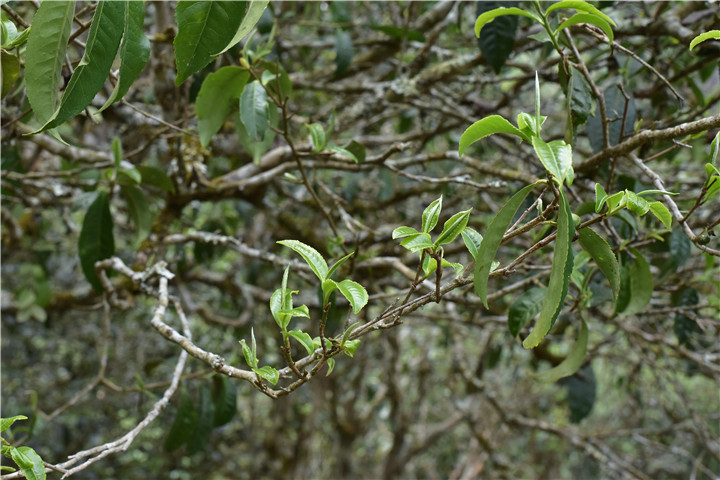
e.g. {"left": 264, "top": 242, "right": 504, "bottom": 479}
{"left": 616, "top": 248, "right": 652, "bottom": 316}
{"left": 307, "top": 123, "right": 327, "bottom": 151}
{"left": 288, "top": 329, "right": 315, "bottom": 356}
{"left": 327, "top": 251, "right": 355, "bottom": 279}
{"left": 625, "top": 191, "right": 650, "bottom": 216}
{"left": 523, "top": 191, "right": 574, "bottom": 349}
{"left": 321, "top": 278, "right": 338, "bottom": 305}
{"left": 434, "top": 208, "right": 472, "bottom": 246}
{"left": 545, "top": 1, "right": 616, "bottom": 27}
{"left": 422, "top": 196, "right": 443, "bottom": 234}
{"left": 174, "top": 1, "right": 248, "bottom": 85}
{"left": 279, "top": 305, "right": 310, "bottom": 319}
{"left": 38, "top": 1, "right": 125, "bottom": 132}
{"left": 565, "top": 363, "right": 596, "bottom": 423}
{"left": 1, "top": 415, "right": 28, "bottom": 433}
{"left": 326, "top": 145, "right": 360, "bottom": 163}
{"left": 1, "top": 50, "right": 20, "bottom": 98}
{"left": 137, "top": 165, "right": 175, "bottom": 193}
{"left": 517, "top": 112, "right": 547, "bottom": 139}
{"left": 508, "top": 287, "right": 546, "bottom": 337}
{"left": 400, "top": 233, "right": 434, "bottom": 253}
{"left": 578, "top": 227, "right": 619, "bottom": 301}
{"left": 164, "top": 390, "right": 197, "bottom": 452}
{"left": 474, "top": 7, "right": 543, "bottom": 37}
{"left": 98, "top": 1, "right": 151, "bottom": 112}
{"left": 340, "top": 322, "right": 360, "bottom": 346}
{"left": 326, "top": 357, "right": 336, "bottom": 376}
{"left": 186, "top": 385, "right": 215, "bottom": 455}
{"left": 587, "top": 85, "right": 636, "bottom": 153}
{"left": 239, "top": 80, "right": 269, "bottom": 141}
{"left": 532, "top": 137, "right": 574, "bottom": 186}
{"left": 476, "top": 1, "right": 518, "bottom": 73}
{"left": 195, "top": 66, "right": 250, "bottom": 146}
{"left": 554, "top": 13, "right": 613, "bottom": 43}
{"left": 343, "top": 339, "right": 360, "bottom": 357}
{"left": 689, "top": 30, "right": 720, "bottom": 51}
{"left": 392, "top": 226, "right": 421, "bottom": 239}
{"left": 594, "top": 183, "right": 607, "bottom": 212}
{"left": 10, "top": 446, "right": 46, "bottom": 480}
{"left": 111, "top": 137, "right": 123, "bottom": 168}
{"left": 474, "top": 183, "right": 536, "bottom": 308}
{"left": 649, "top": 201, "right": 672, "bottom": 230}
{"left": 568, "top": 66, "right": 595, "bottom": 125}
{"left": 459, "top": 115, "right": 530, "bottom": 156}
{"left": 218, "top": 0, "right": 268, "bottom": 55}
{"left": 270, "top": 266, "right": 292, "bottom": 328}
{"left": 337, "top": 279, "right": 368, "bottom": 314}
{"left": 24, "top": 1, "right": 74, "bottom": 128}
{"left": 120, "top": 184, "right": 152, "bottom": 241}
{"left": 235, "top": 103, "right": 278, "bottom": 163}
{"left": 78, "top": 191, "right": 115, "bottom": 292}
{"left": 461, "top": 227, "right": 484, "bottom": 261}
{"left": 277, "top": 239, "right": 329, "bottom": 281}
{"left": 253, "top": 366, "right": 279, "bottom": 385}
{"left": 334, "top": 29, "right": 354, "bottom": 77}
{"left": 534, "top": 318, "right": 588, "bottom": 382}
{"left": 211, "top": 374, "right": 237, "bottom": 427}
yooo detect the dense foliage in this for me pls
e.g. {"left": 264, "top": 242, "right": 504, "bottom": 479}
{"left": 2, "top": 1, "right": 719, "bottom": 478}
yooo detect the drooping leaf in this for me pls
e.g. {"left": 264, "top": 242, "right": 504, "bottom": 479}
{"left": 545, "top": 1, "right": 616, "bottom": 26}
{"left": 578, "top": 227, "right": 619, "bottom": 301}
{"left": 616, "top": 248, "right": 652, "bottom": 316}
{"left": 9, "top": 446, "right": 45, "bottom": 480}
{"left": 164, "top": 389, "right": 197, "bottom": 452}
{"left": 196, "top": 66, "right": 250, "bottom": 146}
{"left": 476, "top": 1, "right": 518, "bottom": 73}
{"left": 689, "top": 30, "right": 720, "bottom": 51}
{"left": 532, "top": 137, "right": 574, "bottom": 186}
{"left": 334, "top": 29, "right": 354, "bottom": 77}
{"left": 24, "top": 1, "right": 74, "bottom": 128}
{"left": 235, "top": 103, "right": 278, "bottom": 163}
{"left": 174, "top": 1, "right": 248, "bottom": 85}
{"left": 508, "top": 287, "right": 546, "bottom": 337}
{"left": 186, "top": 385, "right": 215, "bottom": 455}
{"left": 554, "top": 13, "right": 614, "bottom": 43}
{"left": 78, "top": 191, "right": 115, "bottom": 292}
{"left": 1, "top": 415, "right": 28, "bottom": 433}
{"left": 474, "top": 183, "right": 536, "bottom": 308}
{"left": 288, "top": 329, "right": 315, "bottom": 356}
{"left": 422, "top": 196, "right": 443, "bottom": 233}
{"left": 648, "top": 201, "right": 672, "bottom": 230}
{"left": 459, "top": 115, "right": 530, "bottom": 156}
{"left": 563, "top": 362, "right": 596, "bottom": 423}
{"left": 277, "top": 239, "right": 329, "bottom": 281}
{"left": 98, "top": 1, "right": 151, "bottom": 111}
{"left": 523, "top": 191, "right": 574, "bottom": 349}
{"left": 337, "top": 279, "right": 368, "bottom": 314}
{"left": 218, "top": 0, "right": 269, "bottom": 55}
{"left": 1, "top": 49, "right": 20, "bottom": 98}
{"left": 239, "top": 80, "right": 269, "bottom": 141}
{"left": 434, "top": 208, "right": 472, "bottom": 246}
{"left": 120, "top": 185, "right": 153, "bottom": 243}
{"left": 211, "top": 374, "right": 237, "bottom": 427}
{"left": 474, "top": 7, "right": 543, "bottom": 38}
{"left": 38, "top": 1, "right": 126, "bottom": 132}
{"left": 327, "top": 145, "right": 361, "bottom": 163}
{"left": 535, "top": 318, "right": 588, "bottom": 382}
{"left": 568, "top": 66, "right": 595, "bottom": 125}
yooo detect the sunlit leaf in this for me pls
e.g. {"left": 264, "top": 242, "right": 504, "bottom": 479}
{"left": 435, "top": 208, "right": 472, "bottom": 246}
{"left": 422, "top": 196, "right": 443, "bottom": 233}
{"left": 474, "top": 7, "right": 543, "bottom": 38}
{"left": 554, "top": 13, "right": 613, "bottom": 43}
{"left": 337, "top": 279, "right": 368, "bottom": 314}
{"left": 689, "top": 30, "right": 720, "bottom": 51}
{"left": 278, "top": 239, "right": 329, "bottom": 281}
{"left": 459, "top": 115, "right": 530, "bottom": 156}
{"left": 545, "top": 1, "right": 616, "bottom": 27}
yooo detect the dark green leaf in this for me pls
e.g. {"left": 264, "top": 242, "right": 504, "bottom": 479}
{"left": 1, "top": 50, "right": 20, "bottom": 98}
{"left": 616, "top": 248, "right": 652, "bottom": 316}
{"left": 334, "top": 29, "right": 354, "bottom": 77}
{"left": 508, "top": 287, "right": 546, "bottom": 336}
{"left": 523, "top": 191, "right": 574, "bottom": 349}
{"left": 38, "top": 1, "right": 126, "bottom": 132}
{"left": 174, "top": 1, "right": 248, "bottom": 85}
{"left": 24, "top": 1, "right": 74, "bottom": 128}
{"left": 137, "top": 165, "right": 175, "bottom": 193}
{"left": 578, "top": 227, "right": 619, "bottom": 301}
{"left": 196, "top": 67, "right": 250, "bottom": 146}
{"left": 369, "top": 25, "right": 425, "bottom": 42}
{"left": 587, "top": 84, "right": 636, "bottom": 154}
{"left": 164, "top": 390, "right": 197, "bottom": 452}
{"left": 474, "top": 183, "right": 536, "bottom": 308}
{"left": 98, "top": 1, "right": 151, "bottom": 111}
{"left": 476, "top": 1, "right": 518, "bottom": 73}
{"left": 240, "top": 80, "right": 269, "bottom": 141}
{"left": 211, "top": 375, "right": 237, "bottom": 427}
{"left": 563, "top": 363, "right": 596, "bottom": 423}
{"left": 327, "top": 251, "right": 355, "bottom": 279}
{"left": 78, "top": 191, "right": 115, "bottom": 292}
{"left": 120, "top": 185, "right": 152, "bottom": 242}
{"left": 186, "top": 385, "right": 215, "bottom": 455}
{"left": 568, "top": 66, "right": 595, "bottom": 125}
